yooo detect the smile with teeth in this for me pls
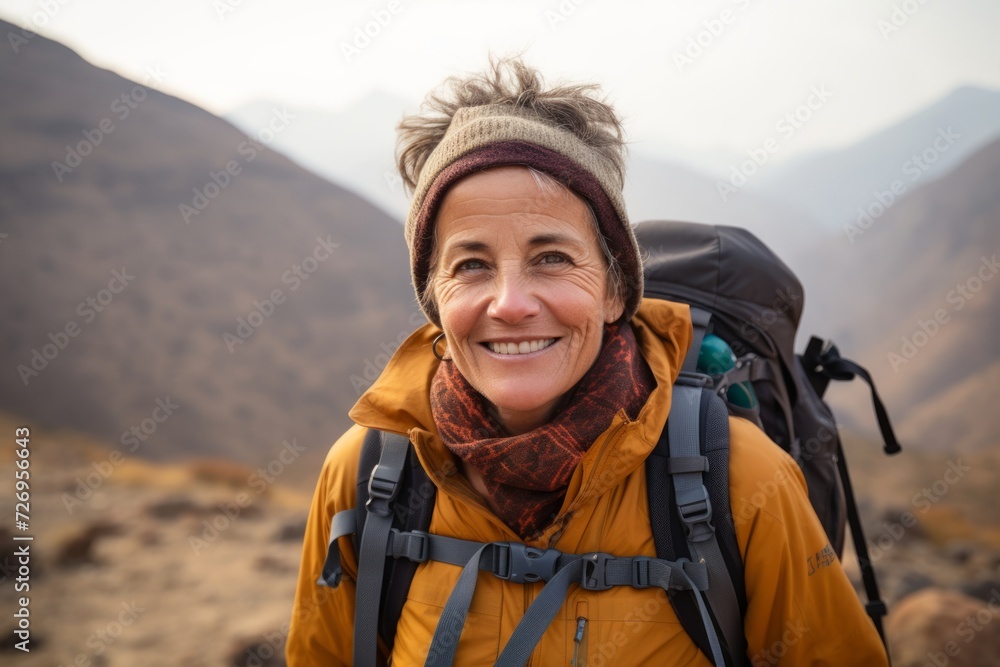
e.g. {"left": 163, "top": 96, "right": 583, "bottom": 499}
{"left": 486, "top": 339, "right": 557, "bottom": 355}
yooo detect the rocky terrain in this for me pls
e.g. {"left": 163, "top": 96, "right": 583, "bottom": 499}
{"left": 0, "top": 413, "right": 310, "bottom": 667}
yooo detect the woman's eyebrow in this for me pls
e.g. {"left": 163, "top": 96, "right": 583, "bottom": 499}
{"left": 528, "top": 233, "right": 582, "bottom": 247}
{"left": 443, "top": 234, "right": 582, "bottom": 256}
{"left": 442, "top": 240, "right": 490, "bottom": 256}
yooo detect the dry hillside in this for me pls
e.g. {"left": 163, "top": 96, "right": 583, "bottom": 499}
{"left": 0, "top": 20, "right": 416, "bottom": 478}
{"left": 797, "top": 139, "right": 1000, "bottom": 452}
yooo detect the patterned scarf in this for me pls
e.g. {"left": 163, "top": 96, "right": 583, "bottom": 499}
{"left": 430, "top": 321, "right": 656, "bottom": 539}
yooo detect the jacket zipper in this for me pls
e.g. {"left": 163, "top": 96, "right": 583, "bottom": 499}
{"left": 572, "top": 617, "right": 588, "bottom": 666}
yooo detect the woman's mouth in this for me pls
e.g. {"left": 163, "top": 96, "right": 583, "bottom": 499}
{"left": 485, "top": 338, "right": 557, "bottom": 355}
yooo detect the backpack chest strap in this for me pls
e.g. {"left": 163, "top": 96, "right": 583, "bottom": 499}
{"left": 318, "top": 510, "right": 718, "bottom": 666}
{"left": 320, "top": 515, "right": 709, "bottom": 592}
{"left": 419, "top": 535, "right": 714, "bottom": 667}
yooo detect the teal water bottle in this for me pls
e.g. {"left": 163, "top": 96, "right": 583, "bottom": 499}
{"left": 696, "top": 334, "right": 759, "bottom": 409}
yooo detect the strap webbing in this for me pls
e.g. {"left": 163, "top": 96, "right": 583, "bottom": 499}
{"left": 353, "top": 432, "right": 410, "bottom": 667}
{"left": 836, "top": 437, "right": 890, "bottom": 658}
{"left": 665, "top": 455, "right": 710, "bottom": 474}
{"left": 495, "top": 556, "right": 718, "bottom": 667}
{"left": 324, "top": 508, "right": 715, "bottom": 666}
{"left": 424, "top": 543, "right": 491, "bottom": 666}
{"left": 494, "top": 557, "right": 589, "bottom": 667}
{"left": 714, "top": 354, "right": 765, "bottom": 391}
{"left": 423, "top": 544, "right": 709, "bottom": 667}
{"left": 823, "top": 357, "right": 902, "bottom": 455}
{"left": 682, "top": 306, "right": 713, "bottom": 373}
{"left": 317, "top": 510, "right": 357, "bottom": 587}
{"left": 669, "top": 385, "right": 746, "bottom": 666}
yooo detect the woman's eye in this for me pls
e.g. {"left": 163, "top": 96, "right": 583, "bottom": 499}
{"left": 539, "top": 253, "right": 569, "bottom": 265}
{"left": 457, "top": 259, "right": 487, "bottom": 272}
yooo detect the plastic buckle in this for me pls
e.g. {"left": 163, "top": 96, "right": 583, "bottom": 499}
{"left": 631, "top": 557, "right": 652, "bottom": 588}
{"left": 389, "top": 529, "right": 429, "bottom": 563}
{"left": 580, "top": 553, "right": 614, "bottom": 591}
{"left": 675, "top": 371, "right": 713, "bottom": 388}
{"left": 366, "top": 462, "right": 402, "bottom": 518}
{"left": 494, "top": 542, "right": 561, "bottom": 584}
{"left": 677, "top": 487, "right": 715, "bottom": 543}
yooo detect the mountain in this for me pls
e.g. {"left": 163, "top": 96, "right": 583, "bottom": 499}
{"left": 796, "top": 139, "right": 1000, "bottom": 451}
{"left": 0, "top": 20, "right": 417, "bottom": 469}
{"left": 749, "top": 86, "right": 1000, "bottom": 228}
{"left": 625, "top": 151, "right": 822, "bottom": 262}
{"left": 226, "top": 92, "right": 413, "bottom": 220}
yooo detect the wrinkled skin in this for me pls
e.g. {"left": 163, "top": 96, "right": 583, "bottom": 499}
{"left": 431, "top": 166, "right": 624, "bottom": 437}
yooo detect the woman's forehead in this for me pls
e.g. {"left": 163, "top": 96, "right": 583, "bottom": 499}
{"left": 437, "top": 166, "right": 590, "bottom": 228}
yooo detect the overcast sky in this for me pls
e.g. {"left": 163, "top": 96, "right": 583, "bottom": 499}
{"left": 2, "top": 0, "right": 998, "bottom": 164}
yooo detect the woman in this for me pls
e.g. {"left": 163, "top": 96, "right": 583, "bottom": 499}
{"left": 286, "top": 57, "right": 887, "bottom": 666}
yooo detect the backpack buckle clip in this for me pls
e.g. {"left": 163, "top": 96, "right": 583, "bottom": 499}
{"left": 366, "top": 462, "right": 402, "bottom": 517}
{"left": 388, "top": 529, "right": 430, "bottom": 563}
{"left": 494, "top": 542, "right": 561, "bottom": 584}
{"left": 630, "top": 557, "right": 653, "bottom": 588}
{"left": 675, "top": 371, "right": 713, "bottom": 388}
{"left": 677, "top": 486, "right": 715, "bottom": 543}
{"left": 580, "top": 552, "right": 614, "bottom": 591}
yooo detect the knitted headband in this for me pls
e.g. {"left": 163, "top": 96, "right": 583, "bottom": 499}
{"left": 404, "top": 104, "right": 643, "bottom": 326}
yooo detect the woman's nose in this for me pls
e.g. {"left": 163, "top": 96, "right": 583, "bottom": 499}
{"left": 487, "top": 267, "right": 540, "bottom": 324}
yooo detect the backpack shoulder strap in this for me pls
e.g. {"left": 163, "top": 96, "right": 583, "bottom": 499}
{"left": 647, "top": 381, "right": 748, "bottom": 666}
{"left": 353, "top": 430, "right": 410, "bottom": 666}
{"left": 317, "top": 427, "right": 387, "bottom": 589}
{"left": 318, "top": 428, "right": 437, "bottom": 665}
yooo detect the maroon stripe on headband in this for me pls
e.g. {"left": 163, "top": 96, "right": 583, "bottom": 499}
{"left": 411, "top": 141, "right": 634, "bottom": 306}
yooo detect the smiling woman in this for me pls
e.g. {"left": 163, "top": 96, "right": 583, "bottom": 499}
{"left": 286, "top": 56, "right": 889, "bottom": 667}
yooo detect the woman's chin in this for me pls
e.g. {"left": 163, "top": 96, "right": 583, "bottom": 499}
{"left": 482, "top": 386, "right": 565, "bottom": 427}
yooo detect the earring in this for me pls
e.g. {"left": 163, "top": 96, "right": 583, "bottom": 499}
{"left": 432, "top": 332, "right": 448, "bottom": 361}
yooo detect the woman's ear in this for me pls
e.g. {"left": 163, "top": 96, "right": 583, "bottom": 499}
{"left": 604, "top": 290, "right": 626, "bottom": 323}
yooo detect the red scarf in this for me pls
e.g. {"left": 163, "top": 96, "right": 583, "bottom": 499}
{"left": 430, "top": 321, "right": 656, "bottom": 539}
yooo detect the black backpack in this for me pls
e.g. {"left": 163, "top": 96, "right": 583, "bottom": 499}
{"left": 318, "top": 220, "right": 901, "bottom": 666}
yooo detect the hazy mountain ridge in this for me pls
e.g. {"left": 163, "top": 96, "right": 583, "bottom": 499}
{"left": 624, "top": 151, "right": 823, "bottom": 263}
{"left": 0, "top": 19, "right": 416, "bottom": 470}
{"left": 749, "top": 86, "right": 1000, "bottom": 228}
{"left": 799, "top": 139, "right": 1000, "bottom": 451}
{"left": 226, "top": 93, "right": 412, "bottom": 220}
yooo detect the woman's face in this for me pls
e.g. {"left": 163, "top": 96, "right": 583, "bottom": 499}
{"left": 432, "top": 166, "right": 624, "bottom": 435}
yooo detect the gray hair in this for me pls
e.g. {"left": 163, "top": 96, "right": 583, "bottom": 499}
{"left": 396, "top": 54, "right": 627, "bottom": 195}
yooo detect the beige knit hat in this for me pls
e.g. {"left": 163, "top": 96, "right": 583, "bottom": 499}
{"left": 405, "top": 104, "right": 642, "bottom": 325}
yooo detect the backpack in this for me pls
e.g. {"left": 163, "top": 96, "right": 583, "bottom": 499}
{"left": 317, "top": 220, "right": 902, "bottom": 666}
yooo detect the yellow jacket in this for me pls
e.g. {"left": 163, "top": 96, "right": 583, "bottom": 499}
{"left": 287, "top": 299, "right": 888, "bottom": 666}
